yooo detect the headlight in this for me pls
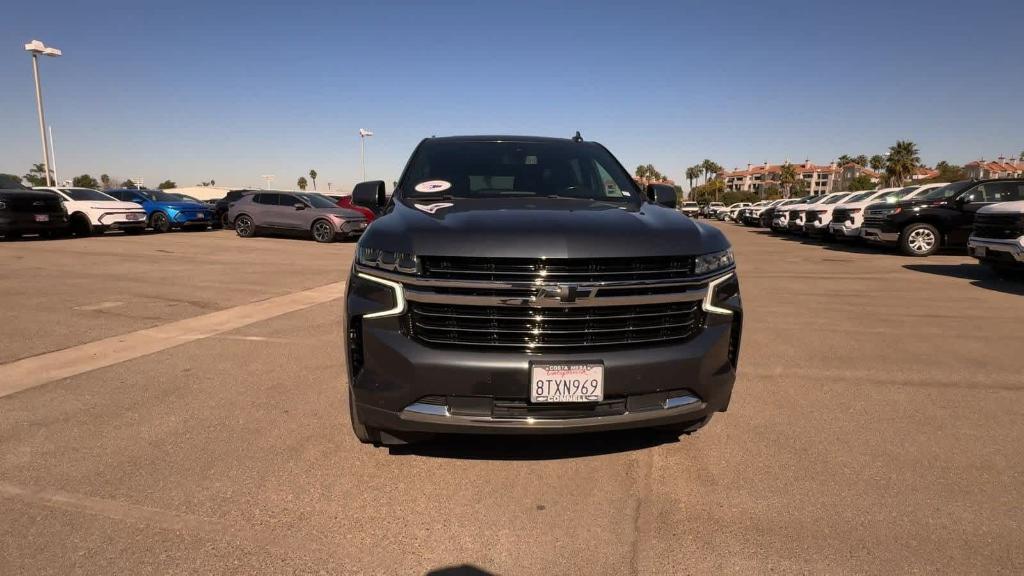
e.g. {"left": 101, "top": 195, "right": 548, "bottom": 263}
{"left": 694, "top": 249, "right": 734, "bottom": 275}
{"left": 0, "top": 201, "right": 6, "bottom": 210}
{"left": 357, "top": 247, "right": 419, "bottom": 274}
{"left": 879, "top": 207, "right": 902, "bottom": 216}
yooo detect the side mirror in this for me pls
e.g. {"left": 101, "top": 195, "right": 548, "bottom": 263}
{"left": 294, "top": 203, "right": 306, "bottom": 210}
{"left": 646, "top": 184, "right": 677, "bottom": 209}
{"left": 352, "top": 180, "right": 386, "bottom": 212}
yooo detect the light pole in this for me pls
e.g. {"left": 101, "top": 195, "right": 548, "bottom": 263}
{"left": 48, "top": 125, "right": 59, "bottom": 186}
{"left": 25, "top": 40, "right": 62, "bottom": 187}
{"left": 359, "top": 128, "right": 374, "bottom": 181}
{"left": 260, "top": 174, "right": 275, "bottom": 189}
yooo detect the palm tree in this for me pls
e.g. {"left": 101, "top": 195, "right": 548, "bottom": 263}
{"left": 700, "top": 159, "right": 713, "bottom": 184}
{"left": 309, "top": 169, "right": 318, "bottom": 191}
{"left": 100, "top": 174, "right": 111, "bottom": 189}
{"left": 645, "top": 164, "right": 658, "bottom": 182}
{"left": 884, "top": 140, "right": 920, "bottom": 187}
{"left": 869, "top": 155, "right": 885, "bottom": 172}
{"left": 685, "top": 166, "right": 701, "bottom": 190}
{"left": 297, "top": 176, "right": 308, "bottom": 191}
{"left": 706, "top": 161, "right": 722, "bottom": 181}
{"left": 854, "top": 155, "right": 868, "bottom": 167}
{"left": 779, "top": 164, "right": 797, "bottom": 198}
{"left": 635, "top": 165, "right": 648, "bottom": 183}
{"left": 837, "top": 154, "right": 854, "bottom": 166}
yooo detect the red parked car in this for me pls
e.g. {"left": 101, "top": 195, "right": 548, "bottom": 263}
{"left": 328, "top": 195, "right": 375, "bottom": 222}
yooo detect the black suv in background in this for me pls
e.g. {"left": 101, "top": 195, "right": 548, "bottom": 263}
{"left": 861, "top": 179, "right": 1024, "bottom": 256}
{"left": 343, "top": 135, "right": 742, "bottom": 446}
{"left": 0, "top": 189, "right": 69, "bottom": 239}
{"left": 213, "top": 189, "right": 257, "bottom": 228}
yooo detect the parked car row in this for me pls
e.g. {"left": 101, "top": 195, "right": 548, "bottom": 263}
{"left": 721, "top": 178, "right": 1024, "bottom": 275}
{"left": 0, "top": 186, "right": 370, "bottom": 244}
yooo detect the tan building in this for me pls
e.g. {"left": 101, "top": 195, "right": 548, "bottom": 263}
{"left": 721, "top": 160, "right": 838, "bottom": 195}
{"left": 835, "top": 163, "right": 880, "bottom": 190}
{"left": 963, "top": 158, "right": 1024, "bottom": 179}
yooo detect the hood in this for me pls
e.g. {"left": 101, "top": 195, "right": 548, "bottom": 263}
{"left": 865, "top": 197, "right": 950, "bottom": 211}
{"left": 979, "top": 200, "right": 1024, "bottom": 214}
{"left": 360, "top": 197, "right": 729, "bottom": 258}
{"left": 151, "top": 201, "right": 211, "bottom": 210}
{"left": 82, "top": 200, "right": 145, "bottom": 211}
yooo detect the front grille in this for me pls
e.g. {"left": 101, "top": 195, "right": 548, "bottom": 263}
{"left": 3, "top": 195, "right": 62, "bottom": 213}
{"left": 805, "top": 210, "right": 821, "bottom": 224}
{"left": 973, "top": 213, "right": 1024, "bottom": 240}
{"left": 408, "top": 301, "right": 703, "bottom": 350}
{"left": 788, "top": 210, "right": 802, "bottom": 220}
{"left": 420, "top": 256, "right": 695, "bottom": 283}
{"left": 862, "top": 215, "right": 887, "bottom": 229}
{"left": 832, "top": 208, "right": 852, "bottom": 223}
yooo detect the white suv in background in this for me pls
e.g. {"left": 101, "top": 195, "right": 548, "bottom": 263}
{"left": 721, "top": 202, "right": 751, "bottom": 221}
{"left": 35, "top": 187, "right": 147, "bottom": 236}
{"left": 827, "top": 188, "right": 900, "bottom": 239}
{"left": 787, "top": 193, "right": 845, "bottom": 234}
{"left": 679, "top": 201, "right": 700, "bottom": 218}
{"left": 968, "top": 200, "right": 1024, "bottom": 275}
{"left": 802, "top": 192, "right": 854, "bottom": 236}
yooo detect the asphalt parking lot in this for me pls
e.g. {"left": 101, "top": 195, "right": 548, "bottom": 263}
{"left": 1, "top": 225, "right": 1021, "bottom": 575}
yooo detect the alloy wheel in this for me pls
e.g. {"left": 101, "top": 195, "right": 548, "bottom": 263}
{"left": 313, "top": 221, "right": 334, "bottom": 243}
{"left": 235, "top": 216, "right": 254, "bottom": 237}
{"left": 907, "top": 228, "right": 935, "bottom": 253}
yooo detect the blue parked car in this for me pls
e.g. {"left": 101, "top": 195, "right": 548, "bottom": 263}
{"left": 105, "top": 189, "right": 213, "bottom": 232}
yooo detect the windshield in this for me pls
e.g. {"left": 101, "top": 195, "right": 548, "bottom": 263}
{"left": 682, "top": 202, "right": 698, "bottom": 207}
{"left": 297, "top": 194, "right": 341, "bottom": 209}
{"left": 139, "top": 190, "right": 189, "bottom": 202}
{"left": 400, "top": 140, "right": 639, "bottom": 202}
{"left": 61, "top": 188, "right": 115, "bottom": 201}
{"left": 844, "top": 192, "right": 874, "bottom": 202}
{"left": 823, "top": 194, "right": 849, "bottom": 205}
{"left": 174, "top": 194, "right": 204, "bottom": 203}
{"left": 919, "top": 181, "right": 972, "bottom": 201}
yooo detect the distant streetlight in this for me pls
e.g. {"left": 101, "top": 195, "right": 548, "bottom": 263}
{"left": 24, "top": 40, "right": 62, "bottom": 187}
{"left": 260, "top": 174, "right": 275, "bottom": 189}
{"left": 359, "top": 128, "right": 374, "bottom": 181}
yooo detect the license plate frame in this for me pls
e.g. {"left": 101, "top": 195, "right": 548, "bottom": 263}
{"left": 34, "top": 214, "right": 49, "bottom": 223}
{"left": 126, "top": 213, "right": 144, "bottom": 221}
{"left": 529, "top": 362, "right": 604, "bottom": 403}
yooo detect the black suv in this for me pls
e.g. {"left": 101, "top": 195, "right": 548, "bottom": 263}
{"left": 861, "top": 179, "right": 1024, "bottom": 256}
{"left": 0, "top": 189, "right": 69, "bottom": 239}
{"left": 213, "top": 189, "right": 257, "bottom": 228}
{"left": 343, "top": 135, "right": 742, "bottom": 445}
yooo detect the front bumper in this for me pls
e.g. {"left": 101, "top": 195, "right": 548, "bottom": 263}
{"left": 804, "top": 221, "right": 830, "bottom": 235}
{"left": 861, "top": 227, "right": 899, "bottom": 242}
{"left": 171, "top": 211, "right": 213, "bottom": 226}
{"left": 968, "top": 236, "right": 1024, "bottom": 264}
{"left": 829, "top": 222, "right": 860, "bottom": 237}
{"left": 346, "top": 270, "right": 741, "bottom": 436}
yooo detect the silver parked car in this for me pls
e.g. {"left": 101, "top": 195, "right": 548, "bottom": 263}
{"left": 228, "top": 191, "right": 368, "bottom": 243}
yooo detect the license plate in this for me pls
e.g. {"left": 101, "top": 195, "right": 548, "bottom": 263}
{"left": 530, "top": 363, "right": 604, "bottom": 403}
{"left": 126, "top": 213, "right": 144, "bottom": 221}
{"left": 34, "top": 214, "right": 49, "bottom": 222}
{"left": 196, "top": 213, "right": 205, "bottom": 219}
{"left": 974, "top": 246, "right": 987, "bottom": 258}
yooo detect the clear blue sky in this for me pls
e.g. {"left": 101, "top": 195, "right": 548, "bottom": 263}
{"left": 2, "top": 0, "right": 1022, "bottom": 191}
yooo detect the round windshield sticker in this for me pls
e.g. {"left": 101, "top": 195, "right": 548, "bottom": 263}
{"left": 414, "top": 180, "right": 452, "bottom": 193}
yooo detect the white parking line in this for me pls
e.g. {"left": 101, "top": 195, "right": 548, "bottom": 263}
{"left": 0, "top": 281, "right": 346, "bottom": 398}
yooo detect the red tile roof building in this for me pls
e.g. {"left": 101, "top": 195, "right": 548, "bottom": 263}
{"left": 720, "top": 160, "right": 838, "bottom": 194}
{"left": 964, "top": 158, "right": 1024, "bottom": 180}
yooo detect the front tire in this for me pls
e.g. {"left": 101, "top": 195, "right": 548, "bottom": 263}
{"left": 311, "top": 219, "right": 335, "bottom": 243}
{"left": 70, "top": 213, "right": 93, "bottom": 237}
{"left": 150, "top": 212, "right": 171, "bottom": 233}
{"left": 234, "top": 215, "right": 256, "bottom": 238}
{"left": 900, "top": 223, "right": 940, "bottom": 257}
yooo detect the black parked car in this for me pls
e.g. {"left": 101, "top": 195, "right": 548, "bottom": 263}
{"left": 213, "top": 189, "right": 258, "bottom": 228}
{"left": 343, "top": 135, "right": 742, "bottom": 446}
{"left": 0, "top": 189, "right": 69, "bottom": 239}
{"left": 861, "top": 179, "right": 1024, "bottom": 256}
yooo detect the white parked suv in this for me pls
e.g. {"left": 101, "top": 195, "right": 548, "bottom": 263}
{"left": 802, "top": 192, "right": 855, "bottom": 236}
{"left": 704, "top": 202, "right": 725, "bottom": 218}
{"left": 35, "top": 187, "right": 147, "bottom": 236}
{"left": 770, "top": 198, "right": 808, "bottom": 231}
{"left": 827, "top": 188, "right": 901, "bottom": 239}
{"left": 968, "top": 200, "right": 1024, "bottom": 275}
{"left": 721, "top": 202, "right": 751, "bottom": 221}
{"left": 679, "top": 201, "right": 700, "bottom": 218}
{"left": 786, "top": 193, "right": 845, "bottom": 234}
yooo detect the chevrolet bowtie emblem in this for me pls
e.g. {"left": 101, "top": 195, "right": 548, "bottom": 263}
{"left": 538, "top": 284, "right": 593, "bottom": 303}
